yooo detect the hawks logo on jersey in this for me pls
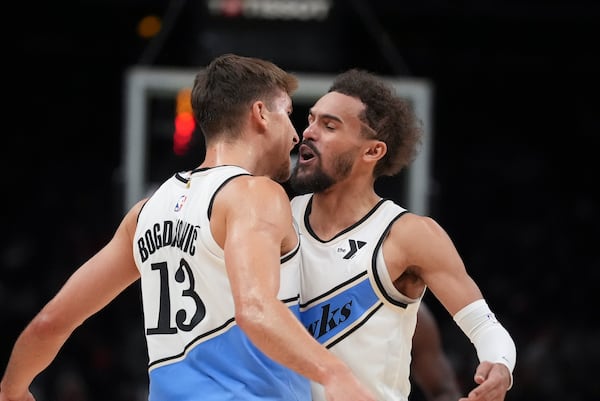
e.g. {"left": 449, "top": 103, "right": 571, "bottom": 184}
{"left": 300, "top": 277, "right": 379, "bottom": 345}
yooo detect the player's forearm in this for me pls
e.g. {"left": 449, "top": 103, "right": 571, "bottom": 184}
{"left": 235, "top": 298, "right": 352, "bottom": 385}
{"left": 1, "top": 316, "right": 74, "bottom": 398}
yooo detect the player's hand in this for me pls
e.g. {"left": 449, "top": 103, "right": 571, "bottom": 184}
{"left": 459, "top": 361, "right": 512, "bottom": 401}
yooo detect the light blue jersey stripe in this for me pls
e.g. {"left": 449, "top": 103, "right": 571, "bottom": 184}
{"left": 149, "top": 323, "right": 310, "bottom": 401}
{"left": 301, "top": 278, "right": 379, "bottom": 344}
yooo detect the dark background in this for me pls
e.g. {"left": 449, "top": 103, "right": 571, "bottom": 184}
{"left": 2, "top": 0, "right": 599, "bottom": 400}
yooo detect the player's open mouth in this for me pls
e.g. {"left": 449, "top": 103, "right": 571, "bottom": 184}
{"left": 298, "top": 144, "right": 317, "bottom": 165}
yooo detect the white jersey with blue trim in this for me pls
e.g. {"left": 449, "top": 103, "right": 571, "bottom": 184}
{"left": 133, "top": 165, "right": 309, "bottom": 401}
{"left": 291, "top": 193, "right": 424, "bottom": 401}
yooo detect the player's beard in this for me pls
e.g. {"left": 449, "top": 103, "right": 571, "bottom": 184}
{"left": 289, "top": 149, "right": 354, "bottom": 194}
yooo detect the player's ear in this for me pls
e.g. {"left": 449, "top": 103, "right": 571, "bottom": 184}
{"left": 364, "top": 140, "right": 387, "bottom": 162}
{"left": 251, "top": 100, "right": 268, "bottom": 131}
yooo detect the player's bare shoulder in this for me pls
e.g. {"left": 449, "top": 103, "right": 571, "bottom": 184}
{"left": 219, "top": 175, "right": 289, "bottom": 208}
{"left": 213, "top": 175, "right": 293, "bottom": 230}
{"left": 389, "top": 212, "right": 451, "bottom": 246}
{"left": 120, "top": 198, "right": 148, "bottom": 239}
{"left": 383, "top": 213, "right": 455, "bottom": 285}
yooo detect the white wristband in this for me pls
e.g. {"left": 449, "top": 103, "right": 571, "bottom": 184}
{"left": 453, "top": 299, "right": 516, "bottom": 389}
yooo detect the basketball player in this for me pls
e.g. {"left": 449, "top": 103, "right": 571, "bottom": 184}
{"left": 411, "top": 303, "right": 462, "bottom": 401}
{"left": 0, "top": 55, "right": 374, "bottom": 401}
{"left": 289, "top": 68, "right": 516, "bottom": 401}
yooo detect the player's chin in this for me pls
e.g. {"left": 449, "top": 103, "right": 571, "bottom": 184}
{"left": 273, "top": 163, "right": 292, "bottom": 183}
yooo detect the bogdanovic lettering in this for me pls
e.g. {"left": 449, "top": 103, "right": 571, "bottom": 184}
{"left": 137, "top": 219, "right": 199, "bottom": 262}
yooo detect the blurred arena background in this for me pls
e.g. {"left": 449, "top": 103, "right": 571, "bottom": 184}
{"left": 2, "top": 0, "right": 599, "bottom": 400}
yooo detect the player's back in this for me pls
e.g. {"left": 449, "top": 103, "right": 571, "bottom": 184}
{"left": 133, "top": 165, "right": 309, "bottom": 401}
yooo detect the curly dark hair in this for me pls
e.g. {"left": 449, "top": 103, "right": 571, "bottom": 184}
{"left": 328, "top": 69, "right": 423, "bottom": 177}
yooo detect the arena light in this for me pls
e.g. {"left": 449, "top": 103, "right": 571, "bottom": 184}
{"left": 173, "top": 88, "right": 195, "bottom": 155}
{"left": 137, "top": 15, "right": 162, "bottom": 39}
{"left": 207, "top": 0, "right": 332, "bottom": 21}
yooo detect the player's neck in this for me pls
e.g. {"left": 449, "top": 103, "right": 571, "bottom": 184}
{"left": 200, "top": 141, "right": 260, "bottom": 173}
{"left": 309, "top": 185, "right": 380, "bottom": 240}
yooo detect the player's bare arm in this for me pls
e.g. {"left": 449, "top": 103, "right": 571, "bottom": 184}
{"left": 213, "top": 176, "right": 375, "bottom": 400}
{"left": 384, "top": 213, "right": 514, "bottom": 396}
{"left": 383, "top": 213, "right": 483, "bottom": 313}
{"left": 0, "top": 200, "right": 145, "bottom": 401}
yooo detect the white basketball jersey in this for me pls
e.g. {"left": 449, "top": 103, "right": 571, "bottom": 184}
{"left": 133, "top": 165, "right": 309, "bottom": 401}
{"left": 291, "top": 194, "right": 424, "bottom": 401}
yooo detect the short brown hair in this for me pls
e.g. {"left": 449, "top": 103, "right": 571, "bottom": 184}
{"left": 191, "top": 53, "right": 298, "bottom": 142}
